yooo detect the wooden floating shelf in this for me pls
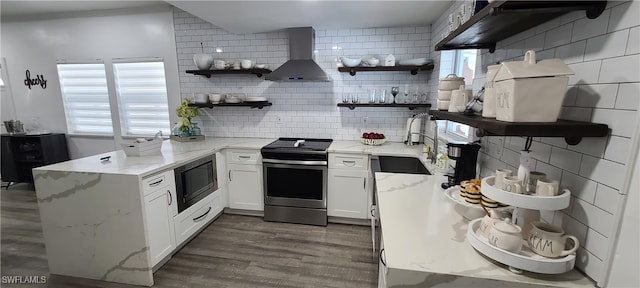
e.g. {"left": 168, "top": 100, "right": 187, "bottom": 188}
{"left": 429, "top": 110, "right": 609, "bottom": 145}
{"left": 337, "top": 103, "right": 431, "bottom": 110}
{"left": 189, "top": 102, "right": 272, "bottom": 109}
{"left": 337, "top": 64, "right": 434, "bottom": 76}
{"left": 185, "top": 68, "right": 272, "bottom": 78}
{"left": 435, "top": 0, "right": 607, "bottom": 53}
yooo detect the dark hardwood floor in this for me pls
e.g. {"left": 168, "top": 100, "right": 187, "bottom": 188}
{"left": 1, "top": 183, "right": 377, "bottom": 287}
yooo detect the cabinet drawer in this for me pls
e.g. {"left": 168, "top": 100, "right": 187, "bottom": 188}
{"left": 227, "top": 149, "right": 261, "bottom": 165}
{"left": 142, "top": 170, "right": 175, "bottom": 196}
{"left": 174, "top": 191, "right": 221, "bottom": 245}
{"left": 329, "top": 153, "right": 369, "bottom": 170}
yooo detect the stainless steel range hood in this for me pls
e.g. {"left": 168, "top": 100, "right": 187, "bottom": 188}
{"left": 265, "top": 27, "right": 331, "bottom": 82}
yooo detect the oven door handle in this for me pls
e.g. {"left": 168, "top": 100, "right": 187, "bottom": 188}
{"left": 262, "top": 159, "right": 327, "bottom": 166}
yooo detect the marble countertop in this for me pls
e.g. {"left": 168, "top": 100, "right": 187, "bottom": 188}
{"left": 329, "top": 140, "right": 426, "bottom": 157}
{"left": 375, "top": 172, "right": 595, "bottom": 287}
{"left": 34, "top": 138, "right": 276, "bottom": 177}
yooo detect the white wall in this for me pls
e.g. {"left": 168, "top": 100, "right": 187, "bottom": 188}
{"left": 173, "top": 8, "right": 434, "bottom": 142}
{"left": 0, "top": 5, "right": 180, "bottom": 159}
{"left": 431, "top": 1, "right": 640, "bottom": 286}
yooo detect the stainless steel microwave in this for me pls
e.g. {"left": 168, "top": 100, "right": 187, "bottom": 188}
{"left": 174, "top": 155, "right": 217, "bottom": 213}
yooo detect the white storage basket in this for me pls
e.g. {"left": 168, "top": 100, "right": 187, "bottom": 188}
{"left": 121, "top": 138, "right": 163, "bottom": 156}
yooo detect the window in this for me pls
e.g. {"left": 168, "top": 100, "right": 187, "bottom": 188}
{"left": 113, "top": 61, "right": 170, "bottom": 136}
{"left": 56, "top": 60, "right": 171, "bottom": 137}
{"left": 439, "top": 49, "right": 478, "bottom": 141}
{"left": 57, "top": 63, "right": 113, "bottom": 135}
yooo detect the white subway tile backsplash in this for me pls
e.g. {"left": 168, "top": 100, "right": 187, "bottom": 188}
{"left": 550, "top": 147, "right": 583, "bottom": 173}
{"left": 571, "top": 9, "right": 610, "bottom": 42}
{"left": 559, "top": 107, "right": 593, "bottom": 122}
{"left": 544, "top": 23, "right": 573, "bottom": 49}
{"left": 626, "top": 26, "right": 640, "bottom": 55}
{"left": 591, "top": 108, "right": 637, "bottom": 138}
{"left": 575, "top": 84, "right": 618, "bottom": 108}
{"left": 554, "top": 41, "right": 586, "bottom": 64}
{"left": 567, "top": 137, "right": 607, "bottom": 158}
{"left": 562, "top": 214, "right": 589, "bottom": 249}
{"left": 561, "top": 171, "right": 597, "bottom": 203}
{"left": 584, "top": 29, "right": 630, "bottom": 62}
{"left": 615, "top": 83, "right": 640, "bottom": 110}
{"left": 599, "top": 54, "right": 640, "bottom": 83}
{"left": 608, "top": 0, "right": 640, "bottom": 32}
{"left": 585, "top": 229, "right": 610, "bottom": 261}
{"left": 604, "top": 136, "right": 632, "bottom": 164}
{"left": 535, "top": 161, "right": 563, "bottom": 182}
{"left": 595, "top": 184, "right": 621, "bottom": 213}
{"left": 580, "top": 155, "right": 626, "bottom": 190}
{"left": 572, "top": 198, "right": 615, "bottom": 236}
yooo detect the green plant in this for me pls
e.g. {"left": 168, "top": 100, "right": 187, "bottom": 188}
{"left": 176, "top": 99, "right": 199, "bottom": 119}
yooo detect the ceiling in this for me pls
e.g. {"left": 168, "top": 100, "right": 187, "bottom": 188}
{"left": 1, "top": 1, "right": 452, "bottom": 34}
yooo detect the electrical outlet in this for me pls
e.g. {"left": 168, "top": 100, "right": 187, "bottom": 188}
{"left": 362, "top": 117, "right": 368, "bottom": 124}
{"left": 275, "top": 115, "right": 283, "bottom": 126}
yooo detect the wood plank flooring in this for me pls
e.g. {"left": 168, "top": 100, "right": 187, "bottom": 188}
{"left": 1, "top": 183, "right": 377, "bottom": 287}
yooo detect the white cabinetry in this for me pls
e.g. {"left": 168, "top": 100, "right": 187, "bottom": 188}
{"left": 142, "top": 170, "right": 177, "bottom": 267}
{"left": 328, "top": 153, "right": 370, "bottom": 219}
{"left": 174, "top": 190, "right": 221, "bottom": 245}
{"left": 226, "top": 149, "right": 263, "bottom": 211}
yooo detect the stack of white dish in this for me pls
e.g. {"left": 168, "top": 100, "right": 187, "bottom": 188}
{"left": 245, "top": 96, "right": 267, "bottom": 102}
{"left": 437, "top": 74, "right": 465, "bottom": 110}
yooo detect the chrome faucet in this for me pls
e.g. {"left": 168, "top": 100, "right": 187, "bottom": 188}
{"left": 405, "top": 112, "right": 430, "bottom": 146}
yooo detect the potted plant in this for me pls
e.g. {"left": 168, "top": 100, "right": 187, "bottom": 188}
{"left": 175, "top": 99, "right": 199, "bottom": 137}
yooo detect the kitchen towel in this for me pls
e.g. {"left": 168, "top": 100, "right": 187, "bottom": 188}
{"left": 405, "top": 118, "right": 422, "bottom": 144}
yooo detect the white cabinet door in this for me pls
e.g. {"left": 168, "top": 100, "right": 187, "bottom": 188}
{"left": 227, "top": 163, "right": 263, "bottom": 211}
{"left": 144, "top": 187, "right": 176, "bottom": 267}
{"left": 328, "top": 169, "right": 368, "bottom": 219}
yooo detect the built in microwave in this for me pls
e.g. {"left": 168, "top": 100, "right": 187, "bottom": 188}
{"left": 174, "top": 155, "right": 217, "bottom": 213}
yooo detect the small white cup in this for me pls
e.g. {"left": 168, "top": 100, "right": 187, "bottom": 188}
{"left": 241, "top": 59, "right": 252, "bottom": 69}
{"left": 494, "top": 169, "right": 512, "bottom": 189}
{"left": 527, "top": 171, "right": 547, "bottom": 193}
{"left": 536, "top": 179, "right": 562, "bottom": 196}
{"left": 213, "top": 60, "right": 226, "bottom": 70}
{"left": 502, "top": 176, "right": 523, "bottom": 194}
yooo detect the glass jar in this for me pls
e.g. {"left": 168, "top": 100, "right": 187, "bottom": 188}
{"left": 191, "top": 123, "right": 201, "bottom": 136}
{"left": 172, "top": 122, "right": 180, "bottom": 136}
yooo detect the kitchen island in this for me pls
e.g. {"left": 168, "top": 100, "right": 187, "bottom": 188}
{"left": 32, "top": 138, "right": 274, "bottom": 286}
{"left": 375, "top": 172, "right": 595, "bottom": 287}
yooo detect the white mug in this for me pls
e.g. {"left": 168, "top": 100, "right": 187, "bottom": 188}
{"left": 527, "top": 171, "right": 547, "bottom": 193}
{"left": 213, "top": 60, "right": 226, "bottom": 70}
{"left": 502, "top": 176, "right": 523, "bottom": 194}
{"left": 241, "top": 59, "right": 252, "bottom": 69}
{"left": 528, "top": 221, "right": 579, "bottom": 258}
{"left": 494, "top": 169, "right": 512, "bottom": 189}
{"left": 536, "top": 179, "right": 564, "bottom": 196}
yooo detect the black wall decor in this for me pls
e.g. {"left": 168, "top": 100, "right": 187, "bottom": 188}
{"left": 24, "top": 70, "right": 47, "bottom": 89}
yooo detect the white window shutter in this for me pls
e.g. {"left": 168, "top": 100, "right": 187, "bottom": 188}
{"left": 113, "top": 61, "right": 170, "bottom": 137}
{"left": 57, "top": 63, "right": 113, "bottom": 135}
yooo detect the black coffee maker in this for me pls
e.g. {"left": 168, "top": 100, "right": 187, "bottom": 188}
{"left": 441, "top": 142, "right": 481, "bottom": 189}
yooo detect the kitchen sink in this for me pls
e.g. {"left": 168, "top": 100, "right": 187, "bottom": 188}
{"left": 377, "top": 156, "right": 430, "bottom": 175}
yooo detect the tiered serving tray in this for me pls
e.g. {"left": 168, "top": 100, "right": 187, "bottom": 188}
{"left": 467, "top": 176, "right": 575, "bottom": 274}
{"left": 467, "top": 219, "right": 576, "bottom": 274}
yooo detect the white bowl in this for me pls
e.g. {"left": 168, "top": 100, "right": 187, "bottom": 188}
{"left": 208, "top": 93, "right": 222, "bottom": 103}
{"left": 193, "top": 54, "right": 213, "bottom": 70}
{"left": 340, "top": 57, "right": 362, "bottom": 67}
{"left": 365, "top": 57, "right": 380, "bottom": 67}
{"left": 254, "top": 64, "right": 266, "bottom": 69}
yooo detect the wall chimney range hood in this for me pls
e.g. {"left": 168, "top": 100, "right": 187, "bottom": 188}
{"left": 265, "top": 27, "right": 331, "bottom": 82}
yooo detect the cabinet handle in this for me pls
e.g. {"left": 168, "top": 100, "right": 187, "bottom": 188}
{"left": 239, "top": 155, "right": 251, "bottom": 159}
{"left": 380, "top": 248, "right": 386, "bottom": 267}
{"left": 193, "top": 207, "right": 212, "bottom": 221}
{"left": 149, "top": 178, "right": 163, "bottom": 187}
{"left": 342, "top": 160, "right": 356, "bottom": 166}
{"left": 167, "top": 190, "right": 172, "bottom": 206}
{"left": 228, "top": 170, "right": 232, "bottom": 181}
{"left": 370, "top": 207, "right": 375, "bottom": 217}
{"left": 363, "top": 178, "right": 366, "bottom": 190}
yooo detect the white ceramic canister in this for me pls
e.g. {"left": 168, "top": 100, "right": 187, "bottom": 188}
{"left": 488, "top": 218, "right": 523, "bottom": 253}
{"left": 439, "top": 74, "right": 465, "bottom": 91}
{"left": 482, "top": 64, "right": 500, "bottom": 118}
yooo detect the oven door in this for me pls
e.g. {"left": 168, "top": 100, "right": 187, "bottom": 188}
{"left": 263, "top": 159, "right": 327, "bottom": 209}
